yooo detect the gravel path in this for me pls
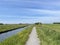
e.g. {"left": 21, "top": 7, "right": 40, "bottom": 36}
{"left": 25, "top": 27, "right": 40, "bottom": 45}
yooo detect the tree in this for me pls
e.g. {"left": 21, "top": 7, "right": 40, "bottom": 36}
{"left": 35, "top": 22, "right": 42, "bottom": 25}
{"left": 0, "top": 23, "right": 4, "bottom": 25}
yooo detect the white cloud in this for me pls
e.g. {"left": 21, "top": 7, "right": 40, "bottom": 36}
{"left": 28, "top": 8, "right": 60, "bottom": 17}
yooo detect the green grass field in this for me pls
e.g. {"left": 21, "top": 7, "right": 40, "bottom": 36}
{"left": 0, "top": 24, "right": 27, "bottom": 33}
{"left": 0, "top": 24, "right": 60, "bottom": 45}
{"left": 36, "top": 24, "right": 60, "bottom": 45}
{"left": 42, "top": 24, "right": 60, "bottom": 32}
{"left": 0, "top": 25, "right": 33, "bottom": 45}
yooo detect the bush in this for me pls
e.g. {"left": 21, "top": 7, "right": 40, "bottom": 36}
{"left": 35, "top": 22, "right": 42, "bottom": 25}
{"left": 0, "top": 23, "right": 4, "bottom": 25}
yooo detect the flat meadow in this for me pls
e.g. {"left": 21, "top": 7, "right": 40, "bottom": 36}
{"left": 0, "top": 24, "right": 27, "bottom": 33}
{"left": 36, "top": 24, "right": 60, "bottom": 45}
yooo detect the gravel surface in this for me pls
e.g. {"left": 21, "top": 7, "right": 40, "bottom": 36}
{"left": 25, "top": 27, "right": 40, "bottom": 45}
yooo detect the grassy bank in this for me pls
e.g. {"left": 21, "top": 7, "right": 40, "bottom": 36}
{"left": 36, "top": 24, "right": 60, "bottom": 45}
{"left": 0, "top": 25, "right": 33, "bottom": 45}
{"left": 0, "top": 24, "right": 27, "bottom": 33}
{"left": 42, "top": 24, "right": 60, "bottom": 32}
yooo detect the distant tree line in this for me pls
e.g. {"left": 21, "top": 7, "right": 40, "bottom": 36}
{"left": 0, "top": 23, "right": 4, "bottom": 25}
{"left": 35, "top": 22, "right": 42, "bottom": 25}
{"left": 53, "top": 22, "right": 60, "bottom": 24}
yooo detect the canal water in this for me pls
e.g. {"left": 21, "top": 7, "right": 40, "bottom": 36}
{"left": 0, "top": 27, "right": 27, "bottom": 42}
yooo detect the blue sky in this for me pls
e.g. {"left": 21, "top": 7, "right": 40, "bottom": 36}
{"left": 0, "top": 0, "right": 60, "bottom": 24}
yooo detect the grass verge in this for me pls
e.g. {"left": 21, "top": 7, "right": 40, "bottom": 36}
{"left": 36, "top": 25, "right": 60, "bottom": 45}
{"left": 0, "top": 25, "right": 33, "bottom": 45}
{"left": 0, "top": 24, "right": 27, "bottom": 33}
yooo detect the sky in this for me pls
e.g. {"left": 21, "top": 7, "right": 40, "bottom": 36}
{"left": 0, "top": 0, "right": 60, "bottom": 24}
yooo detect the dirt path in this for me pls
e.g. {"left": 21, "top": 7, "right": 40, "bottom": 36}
{"left": 25, "top": 27, "right": 40, "bottom": 45}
